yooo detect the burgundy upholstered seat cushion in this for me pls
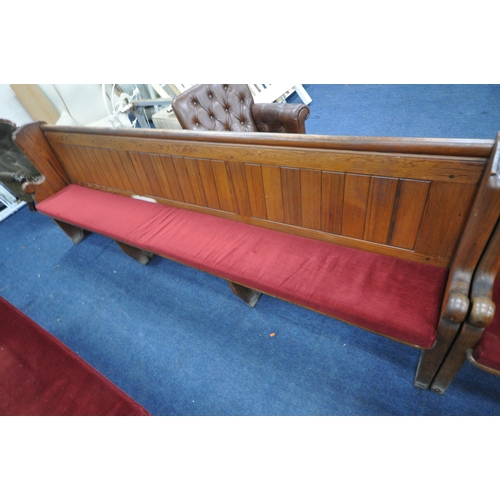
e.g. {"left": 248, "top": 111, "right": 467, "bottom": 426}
{"left": 36, "top": 185, "right": 449, "bottom": 349}
{"left": 0, "top": 296, "right": 149, "bottom": 416}
{"left": 473, "top": 280, "right": 500, "bottom": 371}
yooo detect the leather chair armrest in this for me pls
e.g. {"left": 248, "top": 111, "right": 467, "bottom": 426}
{"left": 252, "top": 103, "right": 310, "bottom": 134}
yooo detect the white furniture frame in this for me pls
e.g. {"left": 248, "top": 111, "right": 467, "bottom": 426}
{"left": 248, "top": 84, "right": 312, "bottom": 104}
{"left": 0, "top": 183, "right": 25, "bottom": 222}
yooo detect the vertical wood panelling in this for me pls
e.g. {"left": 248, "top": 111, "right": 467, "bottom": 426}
{"left": 115, "top": 150, "right": 144, "bottom": 194}
{"left": 97, "top": 149, "right": 127, "bottom": 191}
{"left": 281, "top": 167, "right": 302, "bottom": 226}
{"left": 54, "top": 144, "right": 87, "bottom": 184}
{"left": 364, "top": 176, "right": 399, "bottom": 244}
{"left": 148, "top": 154, "right": 174, "bottom": 200}
{"left": 69, "top": 145, "right": 95, "bottom": 184}
{"left": 158, "top": 155, "right": 184, "bottom": 202}
{"left": 321, "top": 171, "right": 344, "bottom": 234}
{"left": 342, "top": 174, "right": 371, "bottom": 239}
{"left": 388, "top": 179, "right": 430, "bottom": 249}
{"left": 129, "top": 152, "right": 156, "bottom": 194}
{"left": 90, "top": 148, "right": 119, "bottom": 189}
{"left": 85, "top": 148, "right": 113, "bottom": 186}
{"left": 211, "top": 160, "right": 234, "bottom": 212}
{"left": 227, "top": 161, "right": 252, "bottom": 217}
{"left": 262, "top": 165, "right": 284, "bottom": 223}
{"left": 245, "top": 163, "right": 267, "bottom": 219}
{"left": 36, "top": 124, "right": 495, "bottom": 282}
{"left": 415, "top": 181, "right": 477, "bottom": 259}
{"left": 184, "top": 158, "right": 207, "bottom": 206}
{"left": 197, "top": 159, "right": 221, "bottom": 210}
{"left": 131, "top": 152, "right": 164, "bottom": 198}
{"left": 79, "top": 147, "right": 108, "bottom": 187}
{"left": 301, "top": 169, "right": 322, "bottom": 231}
{"left": 82, "top": 148, "right": 110, "bottom": 186}
{"left": 171, "top": 156, "right": 197, "bottom": 204}
{"left": 69, "top": 146, "right": 92, "bottom": 183}
{"left": 107, "top": 150, "right": 133, "bottom": 192}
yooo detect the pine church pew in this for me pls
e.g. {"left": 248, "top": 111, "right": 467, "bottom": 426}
{"left": 13, "top": 123, "right": 500, "bottom": 391}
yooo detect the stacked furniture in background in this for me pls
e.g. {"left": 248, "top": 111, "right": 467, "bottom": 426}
{"left": 247, "top": 84, "right": 312, "bottom": 105}
{"left": 13, "top": 122, "right": 500, "bottom": 393}
{"left": 0, "top": 182, "right": 24, "bottom": 222}
{"left": 10, "top": 84, "right": 133, "bottom": 128}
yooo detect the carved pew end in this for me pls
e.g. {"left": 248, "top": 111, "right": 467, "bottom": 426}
{"left": 228, "top": 281, "right": 262, "bottom": 308}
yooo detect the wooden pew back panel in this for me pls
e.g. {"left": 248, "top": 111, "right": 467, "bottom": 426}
{"left": 41, "top": 127, "right": 490, "bottom": 268}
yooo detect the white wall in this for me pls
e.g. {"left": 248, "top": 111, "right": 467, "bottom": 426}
{"left": 0, "top": 84, "right": 34, "bottom": 126}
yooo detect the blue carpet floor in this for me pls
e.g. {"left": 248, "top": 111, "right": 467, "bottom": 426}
{"left": 290, "top": 84, "right": 500, "bottom": 139}
{"left": 1, "top": 84, "right": 500, "bottom": 415}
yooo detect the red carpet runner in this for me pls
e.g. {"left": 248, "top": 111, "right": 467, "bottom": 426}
{"left": 0, "top": 296, "right": 149, "bottom": 416}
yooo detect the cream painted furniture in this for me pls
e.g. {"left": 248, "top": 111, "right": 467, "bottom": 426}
{"left": 10, "top": 85, "right": 133, "bottom": 128}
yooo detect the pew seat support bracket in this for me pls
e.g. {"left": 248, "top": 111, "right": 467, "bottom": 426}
{"left": 115, "top": 241, "right": 155, "bottom": 266}
{"left": 228, "top": 281, "right": 262, "bottom": 308}
{"left": 53, "top": 219, "right": 90, "bottom": 244}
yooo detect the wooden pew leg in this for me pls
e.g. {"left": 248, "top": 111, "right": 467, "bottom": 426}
{"left": 414, "top": 346, "right": 448, "bottom": 391}
{"left": 228, "top": 281, "right": 262, "bottom": 308}
{"left": 413, "top": 318, "right": 461, "bottom": 390}
{"left": 115, "top": 241, "right": 155, "bottom": 266}
{"left": 428, "top": 351, "right": 467, "bottom": 395}
{"left": 53, "top": 219, "right": 90, "bottom": 244}
{"left": 429, "top": 322, "right": 484, "bottom": 394}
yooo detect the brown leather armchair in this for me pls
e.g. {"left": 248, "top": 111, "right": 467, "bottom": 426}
{"left": 171, "top": 84, "right": 310, "bottom": 133}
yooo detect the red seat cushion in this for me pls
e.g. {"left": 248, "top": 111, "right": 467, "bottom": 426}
{"left": 0, "top": 296, "right": 149, "bottom": 416}
{"left": 36, "top": 185, "right": 449, "bottom": 349}
{"left": 473, "top": 280, "right": 500, "bottom": 371}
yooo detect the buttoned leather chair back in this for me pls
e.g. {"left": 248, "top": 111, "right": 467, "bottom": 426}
{"left": 172, "top": 84, "right": 309, "bottom": 134}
